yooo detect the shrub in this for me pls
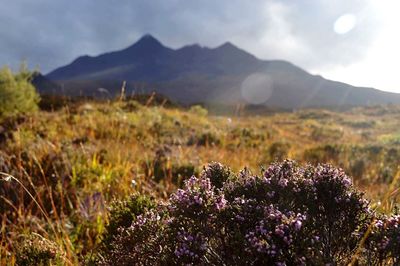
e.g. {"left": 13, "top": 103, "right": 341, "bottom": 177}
{"left": 200, "top": 162, "right": 234, "bottom": 189}
{"left": 100, "top": 160, "right": 377, "bottom": 265}
{"left": 364, "top": 214, "right": 400, "bottom": 264}
{"left": 303, "top": 144, "right": 342, "bottom": 164}
{"left": 0, "top": 65, "right": 40, "bottom": 119}
{"left": 189, "top": 105, "right": 208, "bottom": 117}
{"left": 145, "top": 146, "right": 197, "bottom": 185}
{"left": 100, "top": 209, "right": 166, "bottom": 265}
{"left": 268, "top": 141, "right": 291, "bottom": 161}
{"left": 222, "top": 161, "right": 371, "bottom": 264}
{"left": 15, "top": 234, "right": 65, "bottom": 266}
{"left": 171, "top": 163, "right": 198, "bottom": 186}
{"left": 101, "top": 194, "right": 155, "bottom": 251}
{"left": 187, "top": 132, "right": 221, "bottom": 146}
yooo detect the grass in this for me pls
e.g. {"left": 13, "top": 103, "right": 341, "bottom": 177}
{"left": 0, "top": 98, "right": 400, "bottom": 264}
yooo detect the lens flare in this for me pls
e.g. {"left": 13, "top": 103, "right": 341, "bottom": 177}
{"left": 241, "top": 73, "right": 273, "bottom": 104}
{"left": 334, "top": 14, "right": 356, "bottom": 34}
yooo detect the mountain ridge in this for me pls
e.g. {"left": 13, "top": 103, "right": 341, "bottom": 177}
{"left": 38, "top": 34, "right": 400, "bottom": 108}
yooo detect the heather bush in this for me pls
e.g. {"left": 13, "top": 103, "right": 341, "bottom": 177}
{"left": 100, "top": 160, "right": 382, "bottom": 265}
{"left": 101, "top": 194, "right": 155, "bottom": 250}
{"left": 15, "top": 234, "right": 65, "bottom": 265}
{"left": 100, "top": 209, "right": 166, "bottom": 265}
{"left": 222, "top": 160, "right": 371, "bottom": 264}
{"left": 364, "top": 214, "right": 400, "bottom": 264}
{"left": 200, "top": 161, "right": 234, "bottom": 189}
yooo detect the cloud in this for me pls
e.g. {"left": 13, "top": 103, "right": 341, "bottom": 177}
{"left": 0, "top": 0, "right": 385, "bottom": 80}
{"left": 245, "top": 0, "right": 380, "bottom": 70}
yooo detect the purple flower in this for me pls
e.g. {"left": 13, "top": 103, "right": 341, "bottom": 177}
{"left": 215, "top": 195, "right": 227, "bottom": 210}
{"left": 274, "top": 228, "right": 285, "bottom": 238}
{"left": 278, "top": 178, "right": 288, "bottom": 187}
{"left": 294, "top": 220, "right": 302, "bottom": 231}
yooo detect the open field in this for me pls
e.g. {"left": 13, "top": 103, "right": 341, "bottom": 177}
{"left": 1, "top": 99, "right": 400, "bottom": 264}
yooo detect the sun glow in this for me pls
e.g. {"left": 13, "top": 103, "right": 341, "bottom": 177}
{"left": 320, "top": 1, "right": 400, "bottom": 93}
{"left": 334, "top": 14, "right": 356, "bottom": 35}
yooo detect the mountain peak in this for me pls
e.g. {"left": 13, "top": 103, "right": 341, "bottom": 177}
{"left": 216, "top": 41, "right": 237, "bottom": 50}
{"left": 123, "top": 34, "right": 165, "bottom": 52}
{"left": 135, "top": 34, "right": 162, "bottom": 46}
{"left": 140, "top": 34, "right": 157, "bottom": 41}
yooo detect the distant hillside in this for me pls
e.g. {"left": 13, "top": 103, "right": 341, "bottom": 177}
{"left": 39, "top": 34, "right": 400, "bottom": 108}
{"left": 32, "top": 72, "right": 62, "bottom": 94}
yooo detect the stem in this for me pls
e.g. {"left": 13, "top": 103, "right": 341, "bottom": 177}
{"left": 0, "top": 172, "right": 57, "bottom": 236}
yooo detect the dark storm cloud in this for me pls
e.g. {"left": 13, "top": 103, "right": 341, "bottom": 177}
{"left": 0, "top": 0, "right": 379, "bottom": 73}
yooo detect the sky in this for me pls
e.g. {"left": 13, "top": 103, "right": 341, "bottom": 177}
{"left": 1, "top": 0, "right": 400, "bottom": 93}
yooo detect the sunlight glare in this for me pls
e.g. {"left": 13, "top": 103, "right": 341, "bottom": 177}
{"left": 241, "top": 73, "right": 273, "bottom": 104}
{"left": 333, "top": 14, "right": 356, "bottom": 34}
{"left": 319, "top": 1, "right": 400, "bottom": 93}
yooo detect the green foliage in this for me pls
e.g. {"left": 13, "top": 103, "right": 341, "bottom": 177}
{"left": 189, "top": 105, "right": 208, "bottom": 117}
{"left": 0, "top": 65, "right": 40, "bottom": 119}
{"left": 201, "top": 162, "right": 234, "bottom": 189}
{"left": 101, "top": 195, "right": 155, "bottom": 250}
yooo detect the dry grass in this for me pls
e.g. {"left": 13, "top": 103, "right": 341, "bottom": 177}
{"left": 0, "top": 100, "right": 399, "bottom": 264}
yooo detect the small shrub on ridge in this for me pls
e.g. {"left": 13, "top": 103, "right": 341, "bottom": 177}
{"left": 0, "top": 66, "right": 40, "bottom": 120}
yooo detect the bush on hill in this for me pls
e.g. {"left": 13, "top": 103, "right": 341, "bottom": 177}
{"left": 0, "top": 65, "right": 40, "bottom": 119}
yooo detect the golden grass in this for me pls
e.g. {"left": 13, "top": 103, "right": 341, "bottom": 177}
{"left": 0, "top": 100, "right": 399, "bottom": 264}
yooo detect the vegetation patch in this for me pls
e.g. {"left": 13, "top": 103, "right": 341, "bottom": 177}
{"left": 99, "top": 160, "right": 399, "bottom": 265}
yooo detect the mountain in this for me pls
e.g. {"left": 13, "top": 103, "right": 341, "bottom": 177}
{"left": 42, "top": 34, "right": 400, "bottom": 108}
{"left": 31, "top": 72, "right": 62, "bottom": 94}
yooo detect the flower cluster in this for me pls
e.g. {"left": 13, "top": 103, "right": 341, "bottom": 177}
{"left": 169, "top": 175, "right": 227, "bottom": 219}
{"left": 101, "top": 209, "right": 165, "bottom": 265}
{"left": 174, "top": 230, "right": 208, "bottom": 263}
{"left": 364, "top": 214, "right": 400, "bottom": 264}
{"left": 244, "top": 205, "right": 307, "bottom": 264}
{"left": 101, "top": 160, "right": 399, "bottom": 265}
